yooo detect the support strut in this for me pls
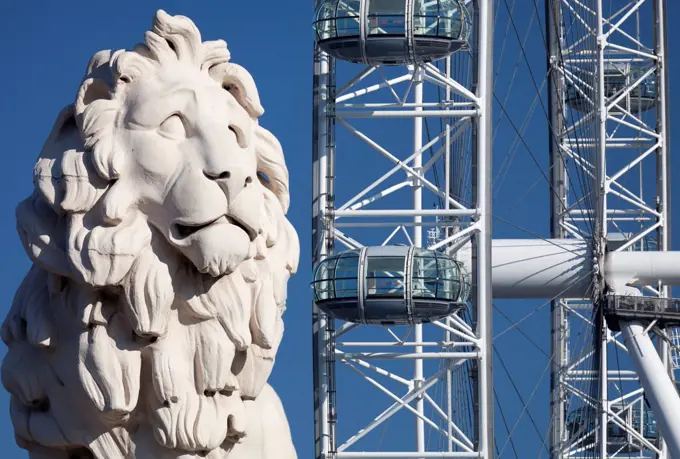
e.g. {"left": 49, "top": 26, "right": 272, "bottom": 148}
{"left": 621, "top": 321, "right": 680, "bottom": 458}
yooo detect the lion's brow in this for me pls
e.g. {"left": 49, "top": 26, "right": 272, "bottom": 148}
{"left": 129, "top": 86, "right": 202, "bottom": 125}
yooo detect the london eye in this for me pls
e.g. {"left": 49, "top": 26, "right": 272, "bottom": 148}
{"left": 311, "top": 1, "right": 677, "bottom": 458}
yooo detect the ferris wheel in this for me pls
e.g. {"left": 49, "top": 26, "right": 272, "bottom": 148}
{"left": 310, "top": 1, "right": 677, "bottom": 459}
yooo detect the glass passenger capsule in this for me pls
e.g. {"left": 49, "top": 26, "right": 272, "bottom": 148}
{"left": 313, "top": 0, "right": 472, "bottom": 65}
{"left": 567, "top": 404, "right": 659, "bottom": 451}
{"left": 566, "top": 62, "right": 657, "bottom": 113}
{"left": 312, "top": 246, "right": 470, "bottom": 325}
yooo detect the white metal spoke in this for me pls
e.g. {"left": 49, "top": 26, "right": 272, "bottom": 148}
{"left": 423, "top": 63, "right": 479, "bottom": 104}
{"left": 334, "top": 228, "right": 364, "bottom": 250}
{"left": 337, "top": 74, "right": 413, "bottom": 103}
{"left": 338, "top": 66, "right": 377, "bottom": 97}
{"left": 606, "top": 113, "right": 659, "bottom": 139}
{"left": 605, "top": 66, "right": 657, "bottom": 112}
{"left": 602, "top": 0, "right": 646, "bottom": 39}
{"left": 400, "top": 225, "right": 414, "bottom": 246}
{"left": 337, "top": 350, "right": 411, "bottom": 386}
{"left": 428, "top": 223, "right": 479, "bottom": 252}
{"left": 338, "top": 367, "right": 465, "bottom": 451}
{"left": 375, "top": 67, "right": 404, "bottom": 104}
{"left": 606, "top": 187, "right": 660, "bottom": 217}
{"left": 337, "top": 119, "right": 471, "bottom": 211}
{"left": 422, "top": 392, "right": 475, "bottom": 450}
{"left": 607, "top": 410, "right": 661, "bottom": 454}
{"left": 612, "top": 221, "right": 662, "bottom": 252}
{"left": 337, "top": 363, "right": 463, "bottom": 452}
{"left": 346, "top": 181, "right": 411, "bottom": 212}
{"left": 381, "top": 226, "right": 402, "bottom": 246}
{"left": 422, "top": 120, "right": 471, "bottom": 174}
{"left": 606, "top": 142, "right": 660, "bottom": 184}
{"left": 431, "top": 318, "right": 479, "bottom": 344}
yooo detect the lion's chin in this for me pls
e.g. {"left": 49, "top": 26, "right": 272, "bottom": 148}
{"left": 173, "top": 218, "right": 252, "bottom": 277}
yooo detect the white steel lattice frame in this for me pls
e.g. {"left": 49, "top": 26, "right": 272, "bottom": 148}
{"left": 312, "top": 1, "right": 493, "bottom": 458}
{"left": 547, "top": 1, "right": 671, "bottom": 458}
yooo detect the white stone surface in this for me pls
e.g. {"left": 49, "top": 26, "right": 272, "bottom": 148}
{"left": 2, "top": 10, "right": 300, "bottom": 459}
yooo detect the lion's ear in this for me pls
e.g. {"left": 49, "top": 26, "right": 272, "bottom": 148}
{"left": 75, "top": 49, "right": 115, "bottom": 127}
{"left": 209, "top": 62, "right": 264, "bottom": 118}
{"left": 73, "top": 77, "right": 122, "bottom": 181}
{"left": 83, "top": 49, "right": 115, "bottom": 87}
{"left": 74, "top": 78, "right": 111, "bottom": 128}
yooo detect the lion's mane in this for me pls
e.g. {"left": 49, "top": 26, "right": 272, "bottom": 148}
{"left": 2, "top": 10, "right": 299, "bottom": 459}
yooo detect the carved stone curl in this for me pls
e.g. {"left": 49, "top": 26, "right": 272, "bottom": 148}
{"left": 2, "top": 10, "right": 300, "bottom": 459}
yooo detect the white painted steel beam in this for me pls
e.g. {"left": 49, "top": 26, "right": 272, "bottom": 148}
{"left": 457, "top": 239, "right": 593, "bottom": 299}
{"left": 605, "top": 251, "right": 680, "bottom": 288}
{"left": 458, "top": 240, "right": 680, "bottom": 299}
{"left": 490, "top": 239, "right": 593, "bottom": 298}
{"left": 621, "top": 321, "right": 680, "bottom": 459}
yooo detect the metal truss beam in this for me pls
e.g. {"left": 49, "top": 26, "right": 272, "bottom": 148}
{"left": 311, "top": 1, "right": 493, "bottom": 458}
{"left": 547, "top": 1, "right": 672, "bottom": 458}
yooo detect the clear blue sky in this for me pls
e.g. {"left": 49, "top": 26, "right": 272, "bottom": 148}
{"left": 0, "top": 1, "right": 678, "bottom": 458}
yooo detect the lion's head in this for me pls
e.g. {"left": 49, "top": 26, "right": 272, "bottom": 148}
{"left": 32, "top": 9, "right": 295, "bottom": 285}
{"left": 2, "top": 10, "right": 299, "bottom": 458}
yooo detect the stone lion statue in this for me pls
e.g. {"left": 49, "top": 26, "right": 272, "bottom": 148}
{"left": 2, "top": 10, "right": 299, "bottom": 459}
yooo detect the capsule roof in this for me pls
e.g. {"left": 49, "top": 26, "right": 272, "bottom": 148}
{"left": 313, "top": 0, "right": 471, "bottom": 65}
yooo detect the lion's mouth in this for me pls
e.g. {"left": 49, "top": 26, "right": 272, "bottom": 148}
{"left": 174, "top": 216, "right": 258, "bottom": 241}
{"left": 226, "top": 216, "right": 258, "bottom": 241}
{"left": 174, "top": 219, "right": 218, "bottom": 239}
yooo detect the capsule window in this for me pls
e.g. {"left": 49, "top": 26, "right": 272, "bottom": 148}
{"left": 334, "top": 253, "right": 360, "bottom": 298}
{"left": 365, "top": 256, "right": 405, "bottom": 297}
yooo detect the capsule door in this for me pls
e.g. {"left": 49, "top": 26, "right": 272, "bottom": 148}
{"left": 360, "top": 248, "right": 410, "bottom": 324}
{"left": 364, "top": 0, "right": 409, "bottom": 64}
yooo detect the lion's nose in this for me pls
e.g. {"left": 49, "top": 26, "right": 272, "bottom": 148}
{"left": 203, "top": 169, "right": 254, "bottom": 201}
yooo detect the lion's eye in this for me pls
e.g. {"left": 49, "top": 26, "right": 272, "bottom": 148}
{"left": 158, "top": 114, "right": 186, "bottom": 140}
